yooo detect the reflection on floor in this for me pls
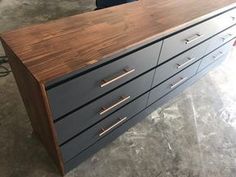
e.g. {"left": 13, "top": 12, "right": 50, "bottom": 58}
{"left": 0, "top": 0, "right": 236, "bottom": 177}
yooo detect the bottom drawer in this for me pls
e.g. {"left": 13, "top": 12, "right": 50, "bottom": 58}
{"left": 198, "top": 39, "right": 234, "bottom": 72}
{"left": 64, "top": 102, "right": 150, "bottom": 173}
{"left": 148, "top": 60, "right": 200, "bottom": 105}
{"left": 61, "top": 93, "right": 149, "bottom": 162}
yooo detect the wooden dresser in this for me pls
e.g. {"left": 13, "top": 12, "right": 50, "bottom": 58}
{"left": 1, "top": 0, "right": 236, "bottom": 175}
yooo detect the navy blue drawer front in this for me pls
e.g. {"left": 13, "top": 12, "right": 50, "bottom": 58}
{"left": 197, "top": 52, "right": 229, "bottom": 77}
{"left": 63, "top": 101, "right": 150, "bottom": 173}
{"left": 148, "top": 60, "right": 201, "bottom": 106}
{"left": 55, "top": 70, "right": 154, "bottom": 144}
{"left": 158, "top": 8, "right": 236, "bottom": 65}
{"left": 63, "top": 47, "right": 234, "bottom": 172}
{"left": 205, "top": 25, "right": 236, "bottom": 54}
{"left": 47, "top": 42, "right": 162, "bottom": 120}
{"left": 60, "top": 93, "right": 149, "bottom": 162}
{"left": 198, "top": 39, "right": 235, "bottom": 72}
{"left": 63, "top": 65, "right": 210, "bottom": 173}
{"left": 153, "top": 40, "right": 209, "bottom": 87}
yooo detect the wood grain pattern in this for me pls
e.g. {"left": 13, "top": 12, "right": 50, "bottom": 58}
{"left": 1, "top": 0, "right": 236, "bottom": 83}
{"left": 1, "top": 41, "right": 65, "bottom": 175}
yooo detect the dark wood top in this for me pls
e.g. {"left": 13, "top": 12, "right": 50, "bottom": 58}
{"left": 1, "top": 0, "right": 236, "bottom": 83}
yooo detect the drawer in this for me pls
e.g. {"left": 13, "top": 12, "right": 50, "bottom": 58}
{"left": 205, "top": 25, "right": 236, "bottom": 54}
{"left": 55, "top": 70, "right": 154, "bottom": 144}
{"left": 60, "top": 93, "right": 149, "bottom": 162}
{"left": 197, "top": 52, "right": 229, "bottom": 77}
{"left": 152, "top": 40, "right": 209, "bottom": 87}
{"left": 47, "top": 42, "right": 162, "bottom": 119}
{"left": 214, "top": 8, "right": 236, "bottom": 32}
{"left": 148, "top": 61, "right": 201, "bottom": 105}
{"left": 158, "top": 8, "right": 236, "bottom": 64}
{"left": 64, "top": 98, "right": 150, "bottom": 173}
{"left": 198, "top": 40, "right": 234, "bottom": 72}
{"left": 221, "top": 9, "right": 236, "bottom": 26}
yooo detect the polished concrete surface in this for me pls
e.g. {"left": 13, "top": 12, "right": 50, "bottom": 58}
{"left": 1, "top": 1, "right": 236, "bottom": 177}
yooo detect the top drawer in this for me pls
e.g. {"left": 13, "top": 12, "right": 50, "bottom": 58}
{"left": 158, "top": 8, "right": 236, "bottom": 64}
{"left": 47, "top": 42, "right": 162, "bottom": 119}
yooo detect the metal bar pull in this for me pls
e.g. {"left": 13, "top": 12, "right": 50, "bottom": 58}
{"left": 221, "top": 33, "right": 233, "bottom": 41}
{"left": 100, "top": 68, "right": 135, "bottom": 88}
{"left": 184, "top": 33, "right": 204, "bottom": 44}
{"left": 213, "top": 51, "right": 224, "bottom": 60}
{"left": 99, "top": 96, "right": 131, "bottom": 115}
{"left": 170, "top": 77, "right": 188, "bottom": 89}
{"left": 99, "top": 117, "right": 127, "bottom": 137}
{"left": 177, "top": 57, "right": 196, "bottom": 69}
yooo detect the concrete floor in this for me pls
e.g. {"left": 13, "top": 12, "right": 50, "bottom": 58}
{"left": 1, "top": 0, "right": 236, "bottom": 177}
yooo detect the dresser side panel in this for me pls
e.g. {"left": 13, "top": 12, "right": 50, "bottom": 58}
{"left": 1, "top": 41, "right": 65, "bottom": 175}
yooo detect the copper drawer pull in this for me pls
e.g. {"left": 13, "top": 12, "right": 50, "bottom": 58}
{"left": 170, "top": 77, "right": 188, "bottom": 89}
{"left": 213, "top": 51, "right": 224, "bottom": 60}
{"left": 99, "top": 96, "right": 131, "bottom": 115}
{"left": 184, "top": 33, "right": 204, "bottom": 44}
{"left": 99, "top": 117, "right": 127, "bottom": 137}
{"left": 177, "top": 57, "right": 196, "bottom": 69}
{"left": 100, "top": 68, "right": 135, "bottom": 88}
{"left": 221, "top": 33, "right": 233, "bottom": 41}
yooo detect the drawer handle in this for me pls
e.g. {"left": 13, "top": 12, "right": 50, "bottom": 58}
{"left": 170, "top": 77, "right": 188, "bottom": 89}
{"left": 177, "top": 57, "right": 196, "bottom": 69}
{"left": 99, "top": 117, "right": 127, "bottom": 137}
{"left": 184, "top": 33, "right": 204, "bottom": 44}
{"left": 213, "top": 51, "right": 224, "bottom": 60}
{"left": 100, "top": 96, "right": 131, "bottom": 115}
{"left": 100, "top": 68, "right": 135, "bottom": 88}
{"left": 221, "top": 34, "right": 233, "bottom": 41}
{"left": 231, "top": 16, "right": 236, "bottom": 21}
